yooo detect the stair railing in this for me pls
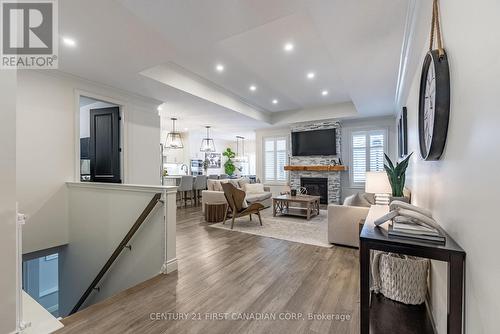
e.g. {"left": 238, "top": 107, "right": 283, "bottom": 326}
{"left": 69, "top": 192, "right": 162, "bottom": 315}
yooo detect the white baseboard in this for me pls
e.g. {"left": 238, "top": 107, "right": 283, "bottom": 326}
{"left": 160, "top": 258, "right": 178, "bottom": 274}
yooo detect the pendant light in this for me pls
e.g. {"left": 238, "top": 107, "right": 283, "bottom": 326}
{"left": 165, "top": 118, "right": 183, "bottom": 149}
{"left": 234, "top": 136, "right": 248, "bottom": 162}
{"left": 200, "top": 126, "right": 216, "bottom": 152}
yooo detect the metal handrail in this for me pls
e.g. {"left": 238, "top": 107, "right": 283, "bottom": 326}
{"left": 69, "top": 193, "right": 163, "bottom": 315}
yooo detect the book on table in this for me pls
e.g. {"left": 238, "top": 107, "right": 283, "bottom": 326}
{"left": 388, "top": 216, "right": 446, "bottom": 243}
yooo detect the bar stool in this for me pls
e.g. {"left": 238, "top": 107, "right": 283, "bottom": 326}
{"left": 193, "top": 175, "right": 207, "bottom": 205}
{"left": 178, "top": 175, "right": 194, "bottom": 207}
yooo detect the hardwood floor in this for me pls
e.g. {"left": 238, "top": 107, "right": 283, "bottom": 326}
{"left": 57, "top": 205, "right": 360, "bottom": 334}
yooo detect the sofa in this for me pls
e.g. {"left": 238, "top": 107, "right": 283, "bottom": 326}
{"left": 201, "top": 178, "right": 272, "bottom": 213}
{"left": 327, "top": 193, "right": 375, "bottom": 248}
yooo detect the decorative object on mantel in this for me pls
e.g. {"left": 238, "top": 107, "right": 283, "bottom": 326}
{"left": 419, "top": 0, "right": 450, "bottom": 161}
{"left": 165, "top": 118, "right": 183, "bottom": 149}
{"left": 200, "top": 126, "right": 216, "bottom": 152}
{"left": 284, "top": 165, "right": 347, "bottom": 172}
{"left": 384, "top": 153, "right": 412, "bottom": 203}
{"left": 365, "top": 172, "right": 392, "bottom": 205}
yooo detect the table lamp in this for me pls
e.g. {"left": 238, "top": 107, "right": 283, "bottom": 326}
{"left": 365, "top": 171, "right": 392, "bottom": 205}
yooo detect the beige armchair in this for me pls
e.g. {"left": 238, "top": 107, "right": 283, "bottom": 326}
{"left": 327, "top": 204, "right": 369, "bottom": 248}
{"left": 328, "top": 193, "right": 375, "bottom": 247}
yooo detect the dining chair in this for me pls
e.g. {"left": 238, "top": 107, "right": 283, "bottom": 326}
{"left": 178, "top": 175, "right": 194, "bottom": 207}
{"left": 193, "top": 175, "right": 207, "bottom": 204}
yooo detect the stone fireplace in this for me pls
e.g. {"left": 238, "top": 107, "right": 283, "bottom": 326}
{"left": 301, "top": 177, "right": 328, "bottom": 204}
{"left": 287, "top": 120, "right": 343, "bottom": 204}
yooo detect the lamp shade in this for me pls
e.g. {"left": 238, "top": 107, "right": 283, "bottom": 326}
{"left": 165, "top": 118, "right": 183, "bottom": 149}
{"left": 365, "top": 172, "right": 392, "bottom": 194}
{"left": 165, "top": 132, "right": 183, "bottom": 149}
{"left": 200, "top": 126, "right": 216, "bottom": 152}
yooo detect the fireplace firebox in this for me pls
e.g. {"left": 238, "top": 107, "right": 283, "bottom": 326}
{"left": 300, "top": 177, "right": 328, "bottom": 204}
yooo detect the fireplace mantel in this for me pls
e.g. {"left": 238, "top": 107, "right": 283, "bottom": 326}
{"left": 284, "top": 165, "right": 348, "bottom": 172}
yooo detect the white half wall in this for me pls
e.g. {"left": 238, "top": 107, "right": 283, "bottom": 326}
{"left": 0, "top": 70, "right": 18, "bottom": 334}
{"left": 17, "top": 71, "right": 161, "bottom": 254}
{"left": 401, "top": 1, "right": 500, "bottom": 333}
{"left": 59, "top": 183, "right": 176, "bottom": 316}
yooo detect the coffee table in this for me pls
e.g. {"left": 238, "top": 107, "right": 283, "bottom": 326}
{"left": 272, "top": 194, "right": 321, "bottom": 220}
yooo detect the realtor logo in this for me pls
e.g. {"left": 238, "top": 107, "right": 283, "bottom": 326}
{"left": 1, "top": 0, "right": 58, "bottom": 69}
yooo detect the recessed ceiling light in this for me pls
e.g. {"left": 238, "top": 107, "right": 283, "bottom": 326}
{"left": 284, "top": 43, "right": 294, "bottom": 52}
{"left": 215, "top": 64, "right": 224, "bottom": 72}
{"left": 307, "top": 72, "right": 316, "bottom": 79}
{"left": 62, "top": 37, "right": 76, "bottom": 47}
{"left": 272, "top": 99, "right": 278, "bottom": 104}
{"left": 249, "top": 85, "right": 257, "bottom": 91}
{"left": 321, "top": 90, "right": 329, "bottom": 96}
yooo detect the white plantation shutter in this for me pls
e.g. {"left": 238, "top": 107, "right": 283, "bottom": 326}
{"left": 264, "top": 137, "right": 288, "bottom": 183}
{"left": 352, "top": 133, "right": 367, "bottom": 183}
{"left": 369, "top": 132, "right": 385, "bottom": 172}
{"left": 351, "top": 129, "right": 387, "bottom": 185}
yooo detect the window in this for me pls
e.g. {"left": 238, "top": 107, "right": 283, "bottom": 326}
{"left": 351, "top": 129, "right": 387, "bottom": 185}
{"left": 263, "top": 137, "right": 288, "bottom": 183}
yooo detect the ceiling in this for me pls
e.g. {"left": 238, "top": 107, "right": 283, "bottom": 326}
{"left": 57, "top": 0, "right": 409, "bottom": 137}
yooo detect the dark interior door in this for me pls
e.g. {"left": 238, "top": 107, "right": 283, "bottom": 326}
{"left": 90, "top": 107, "right": 121, "bottom": 183}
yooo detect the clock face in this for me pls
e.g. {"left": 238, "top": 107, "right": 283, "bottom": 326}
{"left": 418, "top": 50, "right": 450, "bottom": 160}
{"left": 423, "top": 62, "right": 436, "bottom": 153}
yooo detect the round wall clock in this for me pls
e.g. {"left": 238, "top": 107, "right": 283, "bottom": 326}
{"left": 418, "top": 49, "right": 450, "bottom": 160}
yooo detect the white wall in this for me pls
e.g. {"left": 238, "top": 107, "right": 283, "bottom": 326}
{"left": 17, "top": 71, "right": 161, "bottom": 254}
{"left": 0, "top": 70, "right": 18, "bottom": 334}
{"left": 255, "top": 127, "right": 290, "bottom": 194}
{"left": 59, "top": 184, "right": 175, "bottom": 316}
{"left": 401, "top": 1, "right": 500, "bottom": 333}
{"left": 163, "top": 130, "right": 247, "bottom": 175}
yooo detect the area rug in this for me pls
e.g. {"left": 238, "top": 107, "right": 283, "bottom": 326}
{"left": 208, "top": 208, "right": 332, "bottom": 248}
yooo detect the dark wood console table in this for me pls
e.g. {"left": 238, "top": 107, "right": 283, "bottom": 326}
{"left": 360, "top": 206, "right": 466, "bottom": 334}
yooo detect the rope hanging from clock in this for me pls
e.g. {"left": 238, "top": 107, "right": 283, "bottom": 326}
{"left": 429, "top": 0, "right": 445, "bottom": 57}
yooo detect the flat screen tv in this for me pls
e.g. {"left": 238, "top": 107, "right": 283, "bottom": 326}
{"left": 292, "top": 129, "right": 336, "bottom": 156}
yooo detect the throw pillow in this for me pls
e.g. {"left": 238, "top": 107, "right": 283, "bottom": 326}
{"left": 207, "top": 179, "right": 216, "bottom": 191}
{"left": 216, "top": 179, "right": 230, "bottom": 192}
{"left": 229, "top": 179, "right": 240, "bottom": 189}
{"left": 238, "top": 177, "right": 250, "bottom": 189}
{"left": 244, "top": 183, "right": 264, "bottom": 194}
{"left": 345, "top": 193, "right": 372, "bottom": 207}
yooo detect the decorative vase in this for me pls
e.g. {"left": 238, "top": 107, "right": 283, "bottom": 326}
{"left": 290, "top": 189, "right": 297, "bottom": 196}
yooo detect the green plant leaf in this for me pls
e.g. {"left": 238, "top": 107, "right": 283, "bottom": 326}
{"left": 394, "top": 152, "right": 413, "bottom": 176}
{"left": 384, "top": 154, "right": 395, "bottom": 171}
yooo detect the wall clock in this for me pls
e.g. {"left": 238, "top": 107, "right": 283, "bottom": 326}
{"left": 418, "top": 50, "right": 450, "bottom": 160}
{"left": 418, "top": 0, "right": 450, "bottom": 160}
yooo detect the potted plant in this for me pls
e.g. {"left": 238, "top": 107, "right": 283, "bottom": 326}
{"left": 384, "top": 153, "right": 412, "bottom": 202}
{"left": 222, "top": 148, "right": 236, "bottom": 176}
{"left": 202, "top": 158, "right": 209, "bottom": 175}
